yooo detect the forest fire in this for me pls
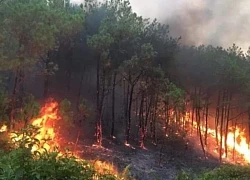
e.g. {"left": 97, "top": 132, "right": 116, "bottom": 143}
{"left": 7, "top": 99, "right": 119, "bottom": 178}
{"left": 183, "top": 112, "right": 250, "bottom": 164}
{"left": 10, "top": 100, "right": 60, "bottom": 153}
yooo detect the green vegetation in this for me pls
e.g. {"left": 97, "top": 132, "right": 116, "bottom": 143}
{"left": 176, "top": 165, "right": 250, "bottom": 180}
{"left": 0, "top": 125, "right": 132, "bottom": 180}
{"left": 1, "top": 0, "right": 250, "bottom": 179}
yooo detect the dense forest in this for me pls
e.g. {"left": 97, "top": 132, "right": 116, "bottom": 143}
{"left": 1, "top": 0, "right": 250, "bottom": 179}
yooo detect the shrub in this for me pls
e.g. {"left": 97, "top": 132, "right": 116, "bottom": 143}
{"left": 0, "top": 125, "right": 133, "bottom": 180}
{"left": 176, "top": 165, "right": 250, "bottom": 180}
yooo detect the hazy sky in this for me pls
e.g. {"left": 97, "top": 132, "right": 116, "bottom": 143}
{"left": 71, "top": 0, "right": 250, "bottom": 52}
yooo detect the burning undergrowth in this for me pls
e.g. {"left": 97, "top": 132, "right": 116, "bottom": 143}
{"left": 166, "top": 110, "right": 250, "bottom": 165}
{"left": 0, "top": 99, "right": 130, "bottom": 180}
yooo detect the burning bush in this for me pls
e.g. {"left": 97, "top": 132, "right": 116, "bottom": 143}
{"left": 0, "top": 100, "right": 133, "bottom": 180}
{"left": 0, "top": 125, "right": 132, "bottom": 180}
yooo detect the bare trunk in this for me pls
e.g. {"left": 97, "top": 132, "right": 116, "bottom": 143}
{"left": 215, "top": 90, "right": 221, "bottom": 146}
{"left": 111, "top": 71, "right": 117, "bottom": 137}
{"left": 204, "top": 97, "right": 209, "bottom": 146}
{"left": 139, "top": 92, "right": 144, "bottom": 147}
{"left": 96, "top": 54, "right": 102, "bottom": 145}
{"left": 125, "top": 83, "right": 135, "bottom": 144}
{"left": 44, "top": 52, "right": 50, "bottom": 98}
{"left": 9, "top": 68, "right": 20, "bottom": 130}
{"left": 197, "top": 87, "right": 206, "bottom": 157}
{"left": 219, "top": 89, "right": 226, "bottom": 162}
{"left": 66, "top": 49, "right": 73, "bottom": 93}
{"left": 224, "top": 91, "right": 232, "bottom": 158}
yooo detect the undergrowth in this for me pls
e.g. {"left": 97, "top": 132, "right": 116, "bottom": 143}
{"left": 176, "top": 165, "right": 250, "bottom": 180}
{"left": 0, "top": 126, "right": 133, "bottom": 180}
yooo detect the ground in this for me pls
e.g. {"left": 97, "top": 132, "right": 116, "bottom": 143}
{"left": 61, "top": 126, "right": 220, "bottom": 180}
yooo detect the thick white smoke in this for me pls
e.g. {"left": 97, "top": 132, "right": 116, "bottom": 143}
{"left": 71, "top": 0, "right": 250, "bottom": 51}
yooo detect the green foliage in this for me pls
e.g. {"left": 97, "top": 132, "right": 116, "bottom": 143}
{"left": 199, "top": 165, "right": 250, "bottom": 180}
{"left": 165, "top": 82, "right": 185, "bottom": 112}
{"left": 176, "top": 165, "right": 250, "bottom": 180}
{"left": 10, "top": 125, "right": 41, "bottom": 150}
{"left": 0, "top": 0, "right": 85, "bottom": 71}
{"left": 16, "top": 94, "right": 40, "bottom": 124}
{"left": 78, "top": 98, "right": 91, "bottom": 117}
{"left": 176, "top": 169, "right": 196, "bottom": 180}
{"left": 0, "top": 124, "right": 131, "bottom": 180}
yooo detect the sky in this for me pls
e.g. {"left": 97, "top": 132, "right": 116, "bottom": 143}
{"left": 71, "top": 0, "right": 250, "bottom": 52}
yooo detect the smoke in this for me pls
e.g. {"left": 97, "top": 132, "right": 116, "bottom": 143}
{"left": 129, "top": 0, "right": 250, "bottom": 52}
{"left": 71, "top": 0, "right": 250, "bottom": 51}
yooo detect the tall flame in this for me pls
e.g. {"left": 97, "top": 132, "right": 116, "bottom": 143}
{"left": 182, "top": 112, "right": 250, "bottom": 164}
{"left": 8, "top": 99, "right": 119, "bottom": 178}
{"left": 10, "top": 100, "right": 60, "bottom": 153}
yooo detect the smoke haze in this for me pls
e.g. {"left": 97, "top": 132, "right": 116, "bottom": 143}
{"left": 72, "top": 0, "right": 250, "bottom": 51}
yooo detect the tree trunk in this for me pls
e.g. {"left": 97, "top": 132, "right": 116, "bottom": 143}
{"left": 152, "top": 94, "right": 158, "bottom": 143}
{"left": 224, "top": 91, "right": 232, "bottom": 158}
{"left": 76, "top": 69, "right": 85, "bottom": 125}
{"left": 66, "top": 48, "right": 73, "bottom": 93}
{"left": 44, "top": 52, "right": 50, "bottom": 98}
{"left": 96, "top": 54, "right": 102, "bottom": 145}
{"left": 219, "top": 89, "right": 226, "bottom": 162}
{"left": 9, "top": 68, "right": 20, "bottom": 130}
{"left": 111, "top": 71, "right": 117, "bottom": 137}
{"left": 125, "top": 83, "right": 135, "bottom": 144}
{"left": 197, "top": 87, "right": 206, "bottom": 157}
{"left": 204, "top": 97, "right": 209, "bottom": 146}
{"left": 215, "top": 90, "right": 221, "bottom": 146}
{"left": 139, "top": 92, "right": 144, "bottom": 147}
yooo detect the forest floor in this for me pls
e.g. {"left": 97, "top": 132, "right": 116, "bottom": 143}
{"left": 62, "top": 128, "right": 221, "bottom": 180}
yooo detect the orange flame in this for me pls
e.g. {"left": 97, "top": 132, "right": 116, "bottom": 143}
{"left": 10, "top": 100, "right": 60, "bottom": 153}
{"left": 8, "top": 99, "right": 120, "bottom": 178}
{"left": 93, "top": 160, "right": 118, "bottom": 176}
{"left": 182, "top": 111, "right": 250, "bottom": 164}
{"left": 0, "top": 125, "right": 7, "bottom": 132}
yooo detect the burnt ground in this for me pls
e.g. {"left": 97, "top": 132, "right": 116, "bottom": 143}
{"left": 61, "top": 127, "right": 220, "bottom": 180}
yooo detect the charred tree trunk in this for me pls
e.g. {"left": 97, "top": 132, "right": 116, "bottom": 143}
{"left": 144, "top": 95, "right": 152, "bottom": 139}
{"left": 191, "top": 88, "right": 196, "bottom": 135}
{"left": 125, "top": 83, "right": 135, "bottom": 144}
{"left": 66, "top": 48, "right": 73, "bottom": 93}
{"left": 204, "top": 96, "right": 209, "bottom": 146}
{"left": 196, "top": 87, "right": 206, "bottom": 157}
{"left": 96, "top": 54, "right": 102, "bottom": 145}
{"left": 111, "top": 71, "right": 117, "bottom": 137}
{"left": 219, "top": 89, "right": 226, "bottom": 162}
{"left": 76, "top": 69, "right": 85, "bottom": 125}
{"left": 152, "top": 94, "right": 158, "bottom": 143}
{"left": 9, "top": 68, "right": 20, "bottom": 130}
{"left": 44, "top": 52, "right": 50, "bottom": 98}
{"left": 139, "top": 92, "right": 144, "bottom": 147}
{"left": 224, "top": 91, "right": 232, "bottom": 158}
{"left": 215, "top": 90, "right": 221, "bottom": 146}
{"left": 164, "top": 97, "right": 170, "bottom": 135}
